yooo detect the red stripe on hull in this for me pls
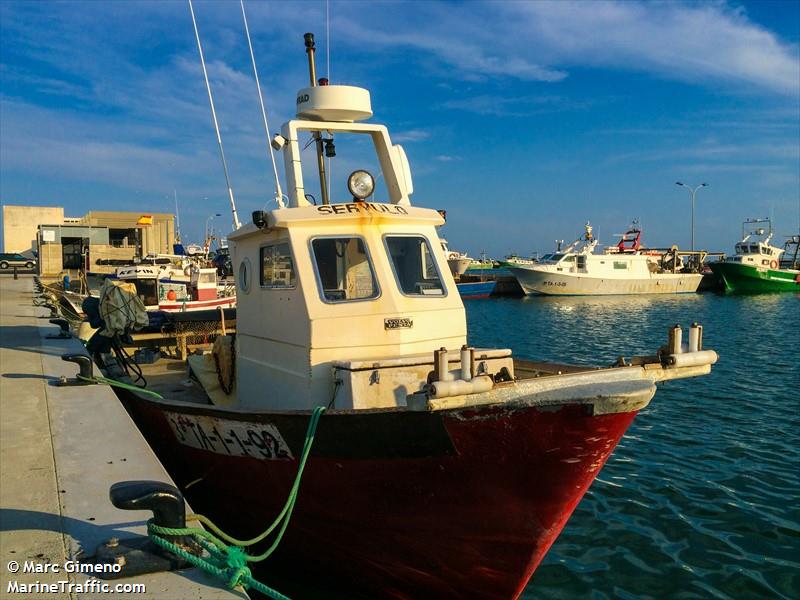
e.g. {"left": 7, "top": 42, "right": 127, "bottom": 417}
{"left": 157, "top": 297, "right": 236, "bottom": 311}
{"left": 121, "top": 398, "right": 637, "bottom": 599}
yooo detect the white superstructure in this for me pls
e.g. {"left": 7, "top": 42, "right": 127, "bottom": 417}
{"left": 229, "top": 84, "right": 499, "bottom": 410}
{"left": 720, "top": 221, "right": 785, "bottom": 268}
{"left": 508, "top": 223, "right": 702, "bottom": 295}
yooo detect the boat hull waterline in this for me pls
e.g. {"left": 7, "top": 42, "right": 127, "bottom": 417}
{"left": 508, "top": 266, "right": 703, "bottom": 296}
{"left": 115, "top": 385, "right": 651, "bottom": 599}
{"left": 709, "top": 261, "right": 800, "bottom": 293}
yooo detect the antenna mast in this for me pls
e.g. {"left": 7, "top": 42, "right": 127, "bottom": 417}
{"left": 240, "top": 0, "right": 284, "bottom": 208}
{"left": 304, "top": 33, "right": 330, "bottom": 205}
{"left": 188, "top": 0, "right": 242, "bottom": 231}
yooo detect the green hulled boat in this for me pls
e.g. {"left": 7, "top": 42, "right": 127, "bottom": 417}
{"left": 709, "top": 219, "right": 799, "bottom": 293}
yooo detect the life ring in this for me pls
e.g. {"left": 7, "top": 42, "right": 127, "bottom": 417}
{"left": 769, "top": 260, "right": 778, "bottom": 269}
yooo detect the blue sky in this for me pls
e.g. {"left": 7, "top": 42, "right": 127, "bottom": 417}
{"left": 1, "top": 0, "right": 798, "bottom": 256}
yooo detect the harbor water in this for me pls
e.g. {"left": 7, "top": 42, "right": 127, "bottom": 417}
{"left": 464, "top": 293, "right": 799, "bottom": 600}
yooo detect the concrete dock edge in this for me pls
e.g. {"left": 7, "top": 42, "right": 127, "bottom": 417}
{"left": 1, "top": 275, "right": 245, "bottom": 599}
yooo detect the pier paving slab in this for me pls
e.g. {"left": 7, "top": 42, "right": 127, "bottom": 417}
{"left": 1, "top": 276, "right": 245, "bottom": 599}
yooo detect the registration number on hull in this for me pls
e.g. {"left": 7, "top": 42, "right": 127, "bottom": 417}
{"left": 165, "top": 412, "right": 293, "bottom": 460}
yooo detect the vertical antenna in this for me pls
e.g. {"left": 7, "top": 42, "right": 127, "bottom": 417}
{"left": 326, "top": 0, "right": 331, "bottom": 80}
{"left": 304, "top": 33, "right": 330, "bottom": 205}
{"left": 188, "top": 0, "right": 242, "bottom": 231}
{"left": 240, "top": 0, "right": 284, "bottom": 208}
{"left": 325, "top": 0, "right": 331, "bottom": 196}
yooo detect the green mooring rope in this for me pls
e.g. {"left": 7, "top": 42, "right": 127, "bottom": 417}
{"left": 77, "top": 374, "right": 165, "bottom": 399}
{"left": 147, "top": 406, "right": 325, "bottom": 598}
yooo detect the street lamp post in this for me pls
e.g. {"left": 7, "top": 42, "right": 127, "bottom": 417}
{"left": 675, "top": 182, "right": 708, "bottom": 252}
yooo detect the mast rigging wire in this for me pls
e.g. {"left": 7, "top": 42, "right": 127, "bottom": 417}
{"left": 240, "top": 0, "right": 284, "bottom": 209}
{"left": 188, "top": 0, "right": 242, "bottom": 231}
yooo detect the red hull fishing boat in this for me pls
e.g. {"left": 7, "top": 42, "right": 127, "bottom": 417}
{"left": 83, "top": 24, "right": 718, "bottom": 599}
{"left": 118, "top": 392, "right": 641, "bottom": 598}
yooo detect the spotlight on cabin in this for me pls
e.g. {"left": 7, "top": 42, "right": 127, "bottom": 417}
{"left": 271, "top": 134, "right": 286, "bottom": 151}
{"left": 252, "top": 210, "right": 268, "bottom": 229}
{"left": 348, "top": 170, "right": 375, "bottom": 201}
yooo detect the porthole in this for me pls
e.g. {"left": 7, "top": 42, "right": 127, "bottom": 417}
{"left": 239, "top": 257, "right": 252, "bottom": 293}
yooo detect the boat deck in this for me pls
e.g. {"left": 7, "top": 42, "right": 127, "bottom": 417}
{"left": 118, "top": 351, "right": 600, "bottom": 410}
{"left": 135, "top": 357, "right": 213, "bottom": 405}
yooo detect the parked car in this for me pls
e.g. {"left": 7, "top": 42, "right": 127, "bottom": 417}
{"left": 0, "top": 253, "right": 36, "bottom": 270}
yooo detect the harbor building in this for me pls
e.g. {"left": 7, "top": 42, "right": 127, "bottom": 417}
{"left": 2, "top": 205, "right": 174, "bottom": 276}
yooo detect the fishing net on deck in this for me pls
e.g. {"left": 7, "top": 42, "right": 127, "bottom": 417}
{"left": 173, "top": 317, "right": 234, "bottom": 349}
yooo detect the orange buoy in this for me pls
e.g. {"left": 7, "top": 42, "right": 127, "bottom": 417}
{"left": 166, "top": 289, "right": 177, "bottom": 301}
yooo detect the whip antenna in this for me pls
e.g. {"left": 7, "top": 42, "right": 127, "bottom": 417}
{"left": 240, "top": 0, "right": 284, "bottom": 208}
{"left": 326, "top": 0, "right": 331, "bottom": 80}
{"left": 325, "top": 0, "right": 332, "bottom": 195}
{"left": 188, "top": 0, "right": 242, "bottom": 230}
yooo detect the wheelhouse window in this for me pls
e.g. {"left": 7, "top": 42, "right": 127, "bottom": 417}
{"left": 133, "top": 279, "right": 158, "bottom": 306}
{"left": 385, "top": 235, "right": 445, "bottom": 296}
{"left": 197, "top": 271, "right": 216, "bottom": 285}
{"left": 260, "top": 242, "right": 296, "bottom": 288}
{"left": 311, "top": 237, "right": 378, "bottom": 302}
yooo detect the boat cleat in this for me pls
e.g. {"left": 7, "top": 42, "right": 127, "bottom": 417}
{"left": 46, "top": 318, "right": 72, "bottom": 339}
{"left": 93, "top": 481, "right": 197, "bottom": 579}
{"left": 55, "top": 354, "right": 98, "bottom": 386}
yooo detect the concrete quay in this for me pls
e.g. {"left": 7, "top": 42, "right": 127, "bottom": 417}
{"left": 0, "top": 275, "right": 244, "bottom": 599}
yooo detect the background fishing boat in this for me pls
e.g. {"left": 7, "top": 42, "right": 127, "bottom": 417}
{"left": 709, "top": 218, "right": 800, "bottom": 293}
{"left": 508, "top": 222, "right": 704, "bottom": 296}
{"left": 440, "top": 239, "right": 472, "bottom": 277}
{"left": 456, "top": 278, "right": 497, "bottom": 298}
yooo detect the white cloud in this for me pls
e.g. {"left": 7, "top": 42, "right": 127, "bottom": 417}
{"left": 441, "top": 94, "right": 595, "bottom": 116}
{"left": 393, "top": 129, "right": 431, "bottom": 143}
{"left": 328, "top": 0, "right": 799, "bottom": 96}
{"left": 502, "top": 1, "right": 799, "bottom": 96}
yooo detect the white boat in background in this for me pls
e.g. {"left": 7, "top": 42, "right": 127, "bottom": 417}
{"left": 115, "top": 264, "right": 236, "bottom": 311}
{"left": 440, "top": 239, "right": 472, "bottom": 277}
{"left": 507, "top": 222, "right": 702, "bottom": 296}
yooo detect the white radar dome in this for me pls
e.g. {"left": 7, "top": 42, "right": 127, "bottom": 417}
{"left": 296, "top": 85, "right": 372, "bottom": 122}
